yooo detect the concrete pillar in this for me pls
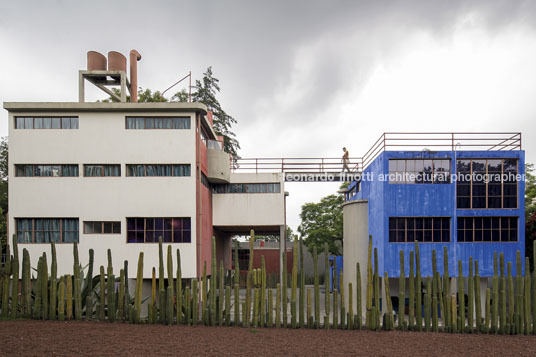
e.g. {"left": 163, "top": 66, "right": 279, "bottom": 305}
{"left": 342, "top": 199, "right": 368, "bottom": 321}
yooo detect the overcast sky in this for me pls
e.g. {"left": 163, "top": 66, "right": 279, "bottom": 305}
{"left": 1, "top": 0, "right": 535, "bottom": 232}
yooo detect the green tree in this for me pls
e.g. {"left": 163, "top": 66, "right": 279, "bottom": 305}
{"left": 257, "top": 226, "right": 297, "bottom": 242}
{"left": 298, "top": 192, "right": 344, "bottom": 255}
{"left": 525, "top": 163, "right": 536, "bottom": 269}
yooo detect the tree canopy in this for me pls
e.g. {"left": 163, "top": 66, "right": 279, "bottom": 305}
{"left": 298, "top": 190, "right": 344, "bottom": 255}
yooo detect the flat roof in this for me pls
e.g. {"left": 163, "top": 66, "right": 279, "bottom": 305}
{"left": 3, "top": 102, "right": 208, "bottom": 114}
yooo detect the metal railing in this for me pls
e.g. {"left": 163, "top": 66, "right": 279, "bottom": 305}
{"left": 232, "top": 132, "right": 522, "bottom": 173}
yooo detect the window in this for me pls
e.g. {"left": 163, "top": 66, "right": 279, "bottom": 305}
{"left": 388, "top": 159, "right": 450, "bottom": 184}
{"left": 84, "top": 221, "right": 121, "bottom": 234}
{"left": 236, "top": 249, "right": 250, "bottom": 271}
{"left": 201, "top": 172, "right": 211, "bottom": 189}
{"left": 84, "top": 164, "right": 121, "bottom": 177}
{"left": 389, "top": 217, "right": 450, "bottom": 243}
{"left": 457, "top": 217, "right": 517, "bottom": 242}
{"left": 15, "top": 164, "right": 79, "bottom": 177}
{"left": 126, "top": 164, "right": 191, "bottom": 177}
{"left": 16, "top": 218, "right": 79, "bottom": 243}
{"left": 126, "top": 218, "right": 191, "bottom": 243}
{"left": 213, "top": 183, "right": 281, "bottom": 194}
{"left": 456, "top": 159, "right": 518, "bottom": 209}
{"left": 125, "top": 117, "right": 191, "bottom": 129}
{"left": 15, "top": 116, "right": 78, "bottom": 129}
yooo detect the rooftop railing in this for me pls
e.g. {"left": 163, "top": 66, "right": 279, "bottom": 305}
{"left": 231, "top": 132, "right": 522, "bottom": 173}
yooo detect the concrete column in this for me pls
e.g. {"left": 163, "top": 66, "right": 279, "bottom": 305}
{"left": 342, "top": 199, "right": 368, "bottom": 321}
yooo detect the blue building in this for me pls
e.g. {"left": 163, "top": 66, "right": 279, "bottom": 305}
{"left": 343, "top": 132, "right": 525, "bottom": 280}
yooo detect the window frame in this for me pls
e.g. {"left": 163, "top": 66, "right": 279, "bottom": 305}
{"left": 14, "top": 116, "right": 79, "bottom": 129}
{"left": 126, "top": 217, "right": 191, "bottom": 243}
{"left": 125, "top": 164, "right": 191, "bottom": 177}
{"left": 388, "top": 159, "right": 451, "bottom": 184}
{"left": 388, "top": 217, "right": 451, "bottom": 243}
{"left": 457, "top": 216, "right": 518, "bottom": 242}
{"left": 125, "top": 116, "right": 191, "bottom": 130}
{"left": 213, "top": 183, "right": 282, "bottom": 194}
{"left": 83, "top": 221, "right": 121, "bottom": 234}
{"left": 15, "top": 218, "right": 79, "bottom": 243}
{"left": 456, "top": 159, "right": 519, "bottom": 209}
{"left": 15, "top": 164, "right": 79, "bottom": 177}
{"left": 83, "top": 164, "right": 122, "bottom": 177}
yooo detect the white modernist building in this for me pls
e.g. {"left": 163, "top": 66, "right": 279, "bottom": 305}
{"left": 5, "top": 101, "right": 285, "bottom": 280}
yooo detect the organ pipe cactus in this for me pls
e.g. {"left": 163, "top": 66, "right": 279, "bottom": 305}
{"left": 282, "top": 252, "right": 288, "bottom": 328}
{"left": 85, "top": 249, "right": 95, "bottom": 321}
{"left": 167, "top": 246, "right": 174, "bottom": 324}
{"left": 22, "top": 249, "right": 31, "bottom": 318}
{"left": 210, "top": 237, "right": 217, "bottom": 326}
{"left": 58, "top": 276, "right": 65, "bottom": 321}
{"left": 67, "top": 274, "right": 74, "bottom": 320}
{"left": 424, "top": 276, "right": 431, "bottom": 332}
{"left": 73, "top": 242, "right": 82, "bottom": 321}
{"left": 415, "top": 242, "right": 422, "bottom": 331}
{"left": 118, "top": 269, "right": 125, "bottom": 322}
{"left": 185, "top": 285, "right": 191, "bottom": 325}
{"left": 158, "top": 237, "right": 166, "bottom": 324}
{"left": 491, "top": 252, "right": 499, "bottom": 333}
{"left": 475, "top": 260, "right": 482, "bottom": 333}
{"left": 399, "top": 250, "right": 405, "bottom": 330}
{"left": 515, "top": 250, "right": 523, "bottom": 334}
{"left": 485, "top": 288, "right": 491, "bottom": 333}
{"left": 451, "top": 294, "right": 457, "bottom": 333}
{"left": 533, "top": 240, "right": 536, "bottom": 335}
{"left": 299, "top": 238, "right": 305, "bottom": 328}
{"left": 524, "top": 257, "right": 531, "bottom": 335}
{"left": 225, "top": 284, "right": 231, "bottom": 326}
{"left": 325, "top": 243, "right": 330, "bottom": 322}
{"left": 276, "top": 283, "right": 281, "bottom": 328}
{"left": 432, "top": 272, "right": 438, "bottom": 332}
{"left": 150, "top": 268, "right": 157, "bottom": 324}
{"left": 166, "top": 285, "right": 173, "bottom": 325}
{"left": 366, "top": 236, "right": 373, "bottom": 329}
{"left": 443, "top": 247, "right": 450, "bottom": 331}
{"left": 176, "top": 249, "right": 182, "bottom": 325}
{"left": 333, "top": 285, "right": 339, "bottom": 329}
{"left": 457, "top": 260, "right": 464, "bottom": 332}
{"left": 313, "top": 246, "right": 320, "bottom": 328}
{"left": 11, "top": 234, "right": 19, "bottom": 319}
{"left": 33, "top": 255, "right": 41, "bottom": 320}
{"left": 409, "top": 251, "right": 415, "bottom": 330}
{"left": 507, "top": 262, "right": 514, "bottom": 334}
{"left": 233, "top": 241, "right": 240, "bottom": 326}
{"left": 99, "top": 267, "right": 105, "bottom": 321}
{"left": 107, "top": 249, "right": 115, "bottom": 322}
{"left": 373, "top": 248, "right": 380, "bottom": 331}
{"left": 192, "top": 278, "right": 198, "bottom": 325}
{"left": 202, "top": 262, "right": 208, "bottom": 325}
{"left": 135, "top": 252, "right": 143, "bottom": 323}
{"left": 219, "top": 260, "right": 224, "bottom": 327}
{"left": 467, "top": 257, "right": 474, "bottom": 333}
{"left": 386, "top": 272, "right": 396, "bottom": 330}
{"left": 291, "top": 239, "right": 298, "bottom": 328}
{"left": 41, "top": 253, "right": 48, "bottom": 320}
{"left": 499, "top": 253, "right": 506, "bottom": 334}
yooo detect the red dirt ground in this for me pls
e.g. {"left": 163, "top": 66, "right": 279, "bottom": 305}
{"left": 0, "top": 320, "right": 535, "bottom": 356}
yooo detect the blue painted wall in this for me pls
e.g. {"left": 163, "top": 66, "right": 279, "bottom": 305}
{"left": 347, "top": 150, "right": 525, "bottom": 277}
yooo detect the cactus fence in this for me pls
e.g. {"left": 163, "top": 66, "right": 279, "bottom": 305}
{"left": 0, "top": 232, "right": 535, "bottom": 335}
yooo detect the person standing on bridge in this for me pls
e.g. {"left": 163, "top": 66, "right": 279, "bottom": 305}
{"left": 342, "top": 147, "right": 350, "bottom": 172}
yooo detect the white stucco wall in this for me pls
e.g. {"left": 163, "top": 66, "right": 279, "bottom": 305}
{"left": 212, "top": 173, "right": 285, "bottom": 227}
{"left": 7, "top": 107, "right": 200, "bottom": 278}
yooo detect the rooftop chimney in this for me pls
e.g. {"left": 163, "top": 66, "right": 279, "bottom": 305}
{"left": 129, "top": 50, "right": 142, "bottom": 103}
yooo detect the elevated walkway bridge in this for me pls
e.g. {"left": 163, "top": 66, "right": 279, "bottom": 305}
{"left": 231, "top": 132, "right": 522, "bottom": 182}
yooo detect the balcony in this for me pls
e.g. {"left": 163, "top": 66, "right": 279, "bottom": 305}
{"left": 207, "top": 140, "right": 230, "bottom": 183}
